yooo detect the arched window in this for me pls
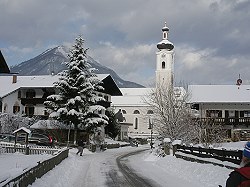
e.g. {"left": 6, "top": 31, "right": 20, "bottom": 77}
{"left": 162, "top": 61, "right": 165, "bottom": 69}
{"left": 134, "top": 118, "right": 138, "bottom": 129}
{"left": 122, "top": 109, "right": 127, "bottom": 114}
{"left": 26, "top": 89, "right": 36, "bottom": 98}
{"left": 147, "top": 110, "right": 153, "bottom": 114}
{"left": 133, "top": 110, "right": 140, "bottom": 114}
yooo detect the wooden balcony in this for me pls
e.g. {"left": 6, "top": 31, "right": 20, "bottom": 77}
{"left": 21, "top": 98, "right": 46, "bottom": 105}
{"left": 21, "top": 98, "right": 111, "bottom": 108}
{"left": 198, "top": 117, "right": 250, "bottom": 127}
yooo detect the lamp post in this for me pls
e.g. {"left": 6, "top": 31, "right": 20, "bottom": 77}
{"left": 148, "top": 117, "right": 153, "bottom": 149}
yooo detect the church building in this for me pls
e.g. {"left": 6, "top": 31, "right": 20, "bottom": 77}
{"left": 111, "top": 22, "right": 184, "bottom": 139}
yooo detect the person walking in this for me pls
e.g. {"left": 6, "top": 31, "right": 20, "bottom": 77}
{"left": 226, "top": 142, "right": 250, "bottom": 187}
{"left": 76, "top": 137, "right": 85, "bottom": 156}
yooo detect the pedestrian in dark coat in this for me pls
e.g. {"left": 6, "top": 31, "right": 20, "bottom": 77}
{"left": 76, "top": 137, "right": 85, "bottom": 156}
{"left": 226, "top": 142, "right": 250, "bottom": 187}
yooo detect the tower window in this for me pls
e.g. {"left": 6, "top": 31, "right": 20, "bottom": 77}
{"left": 162, "top": 61, "right": 165, "bottom": 69}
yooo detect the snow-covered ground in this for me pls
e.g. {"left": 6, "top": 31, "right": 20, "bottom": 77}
{"left": 0, "top": 141, "right": 247, "bottom": 187}
{"left": 0, "top": 152, "right": 52, "bottom": 185}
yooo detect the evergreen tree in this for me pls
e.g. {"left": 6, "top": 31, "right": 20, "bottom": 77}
{"left": 44, "top": 36, "right": 108, "bottom": 143}
{"left": 105, "top": 108, "right": 120, "bottom": 139}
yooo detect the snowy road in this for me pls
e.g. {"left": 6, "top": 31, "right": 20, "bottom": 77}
{"left": 31, "top": 146, "right": 155, "bottom": 187}
{"left": 113, "top": 149, "right": 155, "bottom": 187}
{"left": 31, "top": 145, "right": 232, "bottom": 187}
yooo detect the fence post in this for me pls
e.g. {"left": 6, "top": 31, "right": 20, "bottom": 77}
{"left": 25, "top": 146, "right": 29, "bottom": 155}
{"left": 172, "top": 140, "right": 182, "bottom": 156}
{"left": 163, "top": 138, "right": 171, "bottom": 155}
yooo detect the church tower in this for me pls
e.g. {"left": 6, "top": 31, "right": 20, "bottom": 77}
{"left": 156, "top": 22, "right": 174, "bottom": 88}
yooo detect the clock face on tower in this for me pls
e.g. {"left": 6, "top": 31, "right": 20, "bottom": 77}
{"left": 161, "top": 53, "right": 166, "bottom": 58}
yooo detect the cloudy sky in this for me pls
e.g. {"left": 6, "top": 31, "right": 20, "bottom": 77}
{"left": 1, "top": 0, "right": 250, "bottom": 87}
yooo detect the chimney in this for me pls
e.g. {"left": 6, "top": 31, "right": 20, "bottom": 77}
{"left": 12, "top": 74, "right": 17, "bottom": 83}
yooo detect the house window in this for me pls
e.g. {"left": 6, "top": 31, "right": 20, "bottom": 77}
{"left": 228, "top": 111, "right": 235, "bottom": 118}
{"left": 244, "top": 111, "right": 250, "bottom": 117}
{"left": 26, "top": 89, "right": 36, "bottom": 98}
{"left": 206, "top": 110, "right": 222, "bottom": 118}
{"left": 3, "top": 104, "right": 7, "bottom": 113}
{"left": 133, "top": 110, "right": 140, "bottom": 114}
{"left": 25, "top": 105, "right": 34, "bottom": 116}
{"left": 134, "top": 118, "right": 138, "bottom": 129}
{"left": 122, "top": 109, "right": 127, "bottom": 114}
{"left": 162, "top": 61, "right": 165, "bottom": 69}
{"left": 13, "top": 105, "right": 20, "bottom": 114}
{"left": 18, "top": 90, "right": 21, "bottom": 99}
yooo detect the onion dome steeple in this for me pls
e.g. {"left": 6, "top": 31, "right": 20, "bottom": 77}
{"left": 157, "top": 22, "right": 174, "bottom": 51}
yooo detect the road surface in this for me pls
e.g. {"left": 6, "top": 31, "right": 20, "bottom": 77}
{"left": 107, "top": 149, "right": 156, "bottom": 187}
{"left": 31, "top": 146, "right": 159, "bottom": 187}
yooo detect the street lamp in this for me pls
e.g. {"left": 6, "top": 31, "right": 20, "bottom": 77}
{"left": 148, "top": 117, "right": 154, "bottom": 149}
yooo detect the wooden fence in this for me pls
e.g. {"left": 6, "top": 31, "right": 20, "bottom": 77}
{"left": 0, "top": 142, "right": 61, "bottom": 155}
{"left": 175, "top": 144, "right": 243, "bottom": 165}
{"left": 1, "top": 148, "right": 69, "bottom": 187}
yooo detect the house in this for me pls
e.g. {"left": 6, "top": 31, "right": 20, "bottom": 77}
{"left": 0, "top": 50, "right": 10, "bottom": 74}
{"left": 0, "top": 74, "right": 122, "bottom": 117}
{"left": 188, "top": 84, "right": 250, "bottom": 140}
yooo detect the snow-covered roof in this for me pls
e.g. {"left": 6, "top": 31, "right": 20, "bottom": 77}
{"left": 188, "top": 85, "right": 250, "bottom": 103}
{"left": 111, "top": 88, "right": 153, "bottom": 106}
{"left": 0, "top": 74, "right": 115, "bottom": 98}
{"left": 120, "top": 88, "right": 153, "bottom": 96}
{"left": 13, "top": 127, "right": 31, "bottom": 134}
{"left": 112, "top": 87, "right": 186, "bottom": 106}
{"left": 0, "top": 75, "right": 59, "bottom": 98}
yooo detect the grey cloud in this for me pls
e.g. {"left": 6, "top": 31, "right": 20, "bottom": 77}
{"left": 1, "top": 0, "right": 250, "bottom": 86}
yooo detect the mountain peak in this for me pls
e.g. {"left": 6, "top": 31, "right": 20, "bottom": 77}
{"left": 10, "top": 46, "right": 144, "bottom": 88}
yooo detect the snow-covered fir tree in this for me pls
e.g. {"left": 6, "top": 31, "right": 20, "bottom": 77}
{"left": 44, "top": 35, "right": 108, "bottom": 143}
{"left": 105, "top": 108, "right": 120, "bottom": 140}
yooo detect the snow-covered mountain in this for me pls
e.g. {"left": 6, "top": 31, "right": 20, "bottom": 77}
{"left": 10, "top": 46, "right": 144, "bottom": 88}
